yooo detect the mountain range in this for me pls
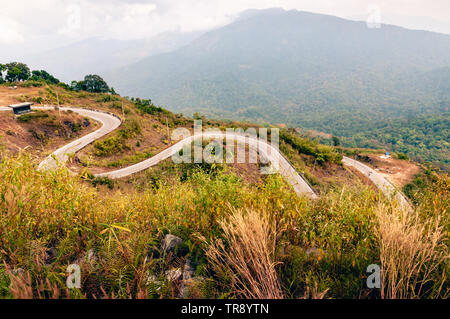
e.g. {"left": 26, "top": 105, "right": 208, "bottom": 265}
{"left": 9, "top": 8, "right": 450, "bottom": 167}
{"left": 104, "top": 9, "right": 450, "bottom": 126}
{"left": 21, "top": 31, "right": 202, "bottom": 83}
{"left": 102, "top": 9, "right": 449, "bottom": 168}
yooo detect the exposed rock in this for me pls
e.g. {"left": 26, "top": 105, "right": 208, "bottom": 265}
{"left": 162, "top": 234, "right": 182, "bottom": 252}
{"left": 165, "top": 268, "right": 183, "bottom": 282}
{"left": 183, "top": 259, "right": 194, "bottom": 281}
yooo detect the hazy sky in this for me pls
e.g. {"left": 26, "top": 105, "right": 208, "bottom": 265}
{"left": 1, "top": 0, "right": 450, "bottom": 57}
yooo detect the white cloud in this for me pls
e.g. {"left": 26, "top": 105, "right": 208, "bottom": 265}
{"left": 0, "top": 15, "right": 25, "bottom": 44}
{"left": 57, "top": 3, "right": 83, "bottom": 37}
{"left": 0, "top": 0, "right": 449, "bottom": 54}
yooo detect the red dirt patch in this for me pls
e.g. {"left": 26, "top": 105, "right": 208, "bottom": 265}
{"left": 357, "top": 154, "right": 421, "bottom": 188}
{"left": 0, "top": 109, "right": 98, "bottom": 160}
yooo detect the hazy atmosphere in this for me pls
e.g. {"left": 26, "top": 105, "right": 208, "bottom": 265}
{"left": 0, "top": 0, "right": 448, "bottom": 304}
{"left": 1, "top": 0, "right": 450, "bottom": 59}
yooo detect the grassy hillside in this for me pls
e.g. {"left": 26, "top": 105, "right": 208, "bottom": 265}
{"left": 0, "top": 81, "right": 448, "bottom": 299}
{"left": 0, "top": 146, "right": 447, "bottom": 299}
{"left": 0, "top": 81, "right": 431, "bottom": 192}
{"left": 0, "top": 82, "right": 350, "bottom": 192}
{"left": 0, "top": 108, "right": 98, "bottom": 159}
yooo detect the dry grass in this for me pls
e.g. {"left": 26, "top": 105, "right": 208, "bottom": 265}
{"left": 0, "top": 145, "right": 447, "bottom": 299}
{"left": 3, "top": 260, "right": 64, "bottom": 299}
{"left": 202, "top": 209, "right": 284, "bottom": 299}
{"left": 300, "top": 278, "right": 329, "bottom": 299}
{"left": 376, "top": 204, "right": 449, "bottom": 299}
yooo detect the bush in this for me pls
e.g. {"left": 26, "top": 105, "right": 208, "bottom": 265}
{"left": 0, "top": 150, "right": 446, "bottom": 299}
{"left": 20, "top": 80, "right": 43, "bottom": 88}
{"left": 32, "top": 96, "right": 44, "bottom": 104}
{"left": 77, "top": 74, "right": 110, "bottom": 93}
{"left": 90, "top": 176, "right": 115, "bottom": 189}
{"left": 29, "top": 70, "right": 59, "bottom": 84}
{"left": 118, "top": 120, "right": 141, "bottom": 139}
{"left": 376, "top": 204, "right": 448, "bottom": 298}
{"left": 17, "top": 112, "right": 49, "bottom": 122}
{"left": 202, "top": 209, "right": 284, "bottom": 299}
{"left": 397, "top": 153, "right": 409, "bottom": 160}
{"left": 280, "top": 130, "right": 342, "bottom": 164}
{"left": 96, "top": 94, "right": 120, "bottom": 103}
{"left": 134, "top": 98, "right": 167, "bottom": 115}
{"left": 93, "top": 136, "right": 128, "bottom": 156}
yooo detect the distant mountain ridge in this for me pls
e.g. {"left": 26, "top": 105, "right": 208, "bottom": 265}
{"left": 21, "top": 31, "right": 203, "bottom": 83}
{"left": 104, "top": 8, "right": 450, "bottom": 167}
{"left": 105, "top": 9, "right": 450, "bottom": 122}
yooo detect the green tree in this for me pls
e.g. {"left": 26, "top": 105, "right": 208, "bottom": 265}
{"left": 80, "top": 74, "right": 110, "bottom": 93}
{"left": 30, "top": 70, "right": 60, "bottom": 84}
{"left": 5, "top": 62, "right": 30, "bottom": 82}
{"left": 332, "top": 136, "right": 341, "bottom": 146}
{"left": 70, "top": 80, "right": 82, "bottom": 91}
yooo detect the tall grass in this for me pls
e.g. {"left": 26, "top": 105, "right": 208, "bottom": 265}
{"left": 202, "top": 209, "right": 283, "bottom": 299}
{"left": 0, "top": 149, "right": 447, "bottom": 299}
{"left": 376, "top": 204, "right": 449, "bottom": 298}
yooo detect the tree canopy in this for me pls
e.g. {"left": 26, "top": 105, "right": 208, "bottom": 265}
{"left": 30, "top": 70, "right": 60, "bottom": 84}
{"left": 0, "top": 62, "right": 64, "bottom": 86}
{"left": 4, "top": 62, "right": 30, "bottom": 82}
{"left": 71, "top": 74, "right": 110, "bottom": 93}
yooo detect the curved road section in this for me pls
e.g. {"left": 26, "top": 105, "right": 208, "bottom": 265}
{"left": 0, "top": 106, "right": 121, "bottom": 169}
{"left": 342, "top": 156, "right": 411, "bottom": 211}
{"left": 1, "top": 106, "right": 316, "bottom": 198}
{"left": 96, "top": 131, "right": 319, "bottom": 199}
{"left": 1, "top": 106, "right": 411, "bottom": 208}
{"left": 36, "top": 107, "right": 122, "bottom": 171}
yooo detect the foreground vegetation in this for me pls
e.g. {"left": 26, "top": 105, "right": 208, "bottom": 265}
{"left": 0, "top": 150, "right": 447, "bottom": 299}
{"left": 0, "top": 75, "right": 447, "bottom": 299}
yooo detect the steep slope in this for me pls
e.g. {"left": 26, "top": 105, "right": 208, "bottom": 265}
{"left": 0, "top": 82, "right": 378, "bottom": 195}
{"left": 1, "top": 84, "right": 446, "bottom": 300}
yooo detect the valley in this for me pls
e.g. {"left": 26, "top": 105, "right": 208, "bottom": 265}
{"left": 103, "top": 9, "right": 450, "bottom": 169}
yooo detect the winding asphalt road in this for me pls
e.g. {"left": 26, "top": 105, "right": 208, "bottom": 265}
{"left": 1, "top": 106, "right": 411, "bottom": 207}
{"left": 96, "top": 131, "right": 319, "bottom": 199}
{"left": 36, "top": 107, "right": 122, "bottom": 171}
{"left": 342, "top": 157, "right": 411, "bottom": 210}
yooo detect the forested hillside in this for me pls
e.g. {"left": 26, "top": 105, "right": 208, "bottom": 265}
{"left": 105, "top": 8, "right": 450, "bottom": 168}
{"left": 339, "top": 114, "right": 449, "bottom": 170}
